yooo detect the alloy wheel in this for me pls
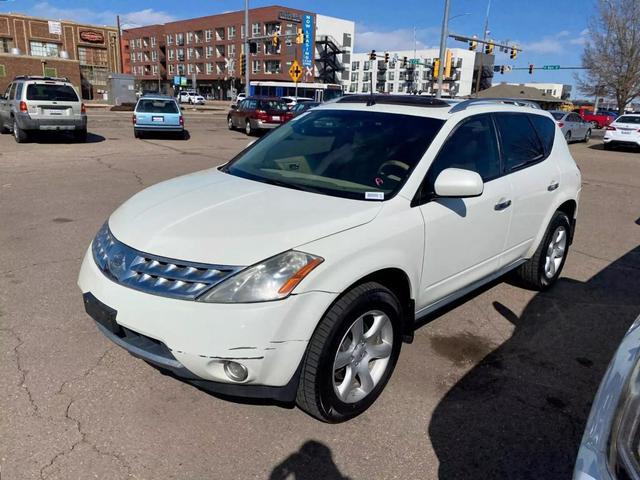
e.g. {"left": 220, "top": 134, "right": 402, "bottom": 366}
{"left": 332, "top": 310, "right": 393, "bottom": 404}
{"left": 544, "top": 226, "right": 567, "bottom": 279}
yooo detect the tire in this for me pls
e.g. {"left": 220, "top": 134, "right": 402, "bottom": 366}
{"left": 74, "top": 128, "right": 88, "bottom": 143}
{"left": 0, "top": 121, "right": 9, "bottom": 134}
{"left": 134, "top": 129, "right": 141, "bottom": 139}
{"left": 296, "top": 282, "right": 403, "bottom": 423}
{"left": 227, "top": 116, "right": 235, "bottom": 130}
{"left": 565, "top": 131, "right": 572, "bottom": 143}
{"left": 515, "top": 210, "right": 571, "bottom": 290}
{"left": 590, "top": 121, "right": 599, "bottom": 129}
{"left": 245, "top": 120, "right": 253, "bottom": 136}
{"left": 583, "top": 129, "right": 591, "bottom": 143}
{"left": 13, "top": 119, "right": 27, "bottom": 143}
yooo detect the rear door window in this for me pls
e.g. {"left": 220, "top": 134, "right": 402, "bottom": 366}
{"left": 528, "top": 114, "right": 556, "bottom": 156}
{"left": 136, "top": 99, "right": 179, "bottom": 113}
{"left": 26, "top": 84, "right": 79, "bottom": 102}
{"left": 494, "top": 113, "right": 546, "bottom": 172}
{"left": 15, "top": 83, "right": 23, "bottom": 100}
{"left": 8, "top": 83, "right": 17, "bottom": 100}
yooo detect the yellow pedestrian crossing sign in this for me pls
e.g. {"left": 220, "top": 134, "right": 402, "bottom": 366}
{"left": 289, "top": 60, "right": 303, "bottom": 82}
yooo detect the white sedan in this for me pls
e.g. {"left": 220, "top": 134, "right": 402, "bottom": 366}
{"left": 603, "top": 114, "right": 640, "bottom": 150}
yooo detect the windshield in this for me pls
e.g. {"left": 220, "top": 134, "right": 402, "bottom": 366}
{"left": 551, "top": 112, "right": 565, "bottom": 120}
{"left": 616, "top": 116, "right": 640, "bottom": 124}
{"left": 223, "top": 109, "right": 444, "bottom": 201}
{"left": 26, "top": 84, "right": 78, "bottom": 102}
{"left": 136, "top": 99, "right": 179, "bottom": 113}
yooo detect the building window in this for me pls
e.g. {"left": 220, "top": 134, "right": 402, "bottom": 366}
{"left": 228, "top": 44, "right": 236, "bottom": 56}
{"left": 216, "top": 62, "right": 225, "bottom": 74}
{"left": 151, "top": 36, "right": 157, "bottom": 47}
{"left": 168, "top": 49, "right": 175, "bottom": 61}
{"left": 151, "top": 50, "right": 158, "bottom": 62}
{"left": 252, "top": 23, "right": 260, "bottom": 36}
{"left": 187, "top": 32, "right": 193, "bottom": 44}
{"left": 363, "top": 72, "right": 371, "bottom": 82}
{"left": 78, "top": 47, "right": 108, "bottom": 67}
{"left": 265, "top": 42, "right": 279, "bottom": 55}
{"left": 388, "top": 83, "right": 395, "bottom": 92}
{"left": 241, "top": 25, "right": 245, "bottom": 39}
{"left": 363, "top": 83, "right": 370, "bottom": 93}
{"left": 264, "top": 59, "right": 281, "bottom": 74}
{"left": 206, "top": 46, "right": 213, "bottom": 58}
{"left": 252, "top": 59, "right": 260, "bottom": 73}
{"left": 205, "top": 30, "right": 212, "bottom": 42}
{"left": 168, "top": 64, "right": 175, "bottom": 75}
{"left": 388, "top": 71, "right": 395, "bottom": 81}
{"left": 187, "top": 48, "right": 193, "bottom": 60}
{"left": 176, "top": 33, "right": 184, "bottom": 46}
{"left": 137, "top": 52, "right": 142, "bottom": 62}
{"left": 349, "top": 83, "right": 356, "bottom": 93}
{"left": 167, "top": 34, "right": 173, "bottom": 45}
{"left": 216, "top": 28, "right": 225, "bottom": 41}
{"left": 265, "top": 22, "right": 280, "bottom": 35}
{"left": 216, "top": 45, "right": 225, "bottom": 58}
{"left": 350, "top": 72, "right": 358, "bottom": 82}
{"left": 177, "top": 48, "right": 184, "bottom": 61}
{"left": 351, "top": 61, "right": 359, "bottom": 70}
{"left": 30, "top": 41, "right": 59, "bottom": 57}
{"left": 177, "top": 64, "right": 185, "bottom": 75}
{"left": 363, "top": 61, "right": 370, "bottom": 71}
{"left": 187, "top": 64, "right": 193, "bottom": 74}
{"left": 228, "top": 26, "right": 236, "bottom": 39}
{"left": 152, "top": 65, "right": 158, "bottom": 75}
{"left": 206, "top": 63, "right": 213, "bottom": 74}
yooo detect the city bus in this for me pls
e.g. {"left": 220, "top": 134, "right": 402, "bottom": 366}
{"left": 249, "top": 81, "right": 344, "bottom": 102}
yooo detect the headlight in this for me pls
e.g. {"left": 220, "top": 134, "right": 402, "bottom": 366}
{"left": 197, "top": 251, "right": 323, "bottom": 303}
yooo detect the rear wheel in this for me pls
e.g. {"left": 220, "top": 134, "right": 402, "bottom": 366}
{"left": 13, "top": 119, "right": 27, "bottom": 143}
{"left": 564, "top": 131, "right": 572, "bottom": 142}
{"left": 296, "top": 282, "right": 403, "bottom": 422}
{"left": 515, "top": 211, "right": 571, "bottom": 290}
{"left": 583, "top": 129, "right": 591, "bottom": 143}
{"left": 134, "top": 129, "right": 141, "bottom": 139}
{"left": 245, "top": 120, "right": 253, "bottom": 136}
{"left": 227, "top": 117, "right": 235, "bottom": 130}
{"left": 0, "top": 121, "right": 9, "bottom": 134}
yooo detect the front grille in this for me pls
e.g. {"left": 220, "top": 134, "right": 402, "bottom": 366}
{"left": 92, "top": 223, "right": 243, "bottom": 300}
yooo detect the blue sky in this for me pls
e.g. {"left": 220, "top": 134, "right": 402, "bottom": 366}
{"left": 1, "top": 0, "right": 592, "bottom": 91}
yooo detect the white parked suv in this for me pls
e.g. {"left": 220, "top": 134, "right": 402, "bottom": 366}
{"left": 78, "top": 95, "right": 581, "bottom": 422}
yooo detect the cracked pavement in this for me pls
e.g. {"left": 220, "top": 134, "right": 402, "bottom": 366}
{"left": 1, "top": 112, "right": 639, "bottom": 479}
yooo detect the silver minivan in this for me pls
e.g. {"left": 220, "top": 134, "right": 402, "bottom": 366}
{"left": 0, "top": 76, "right": 87, "bottom": 143}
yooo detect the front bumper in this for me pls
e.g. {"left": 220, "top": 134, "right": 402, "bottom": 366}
{"left": 16, "top": 112, "right": 87, "bottom": 131}
{"left": 77, "top": 247, "right": 337, "bottom": 399}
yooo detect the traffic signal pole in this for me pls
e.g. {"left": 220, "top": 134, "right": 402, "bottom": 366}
{"left": 244, "top": 0, "right": 250, "bottom": 94}
{"left": 435, "top": 0, "right": 451, "bottom": 98}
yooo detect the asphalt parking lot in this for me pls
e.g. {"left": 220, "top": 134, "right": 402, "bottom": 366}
{"left": 1, "top": 110, "right": 639, "bottom": 480}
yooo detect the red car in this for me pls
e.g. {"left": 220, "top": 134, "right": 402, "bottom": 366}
{"left": 227, "top": 97, "right": 292, "bottom": 135}
{"left": 573, "top": 108, "right": 615, "bottom": 129}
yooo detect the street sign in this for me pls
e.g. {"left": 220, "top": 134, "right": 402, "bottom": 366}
{"left": 289, "top": 60, "right": 303, "bottom": 82}
{"left": 542, "top": 65, "right": 560, "bottom": 70}
{"left": 409, "top": 58, "right": 420, "bottom": 65}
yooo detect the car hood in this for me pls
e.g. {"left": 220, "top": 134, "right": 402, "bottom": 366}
{"left": 108, "top": 168, "right": 382, "bottom": 265}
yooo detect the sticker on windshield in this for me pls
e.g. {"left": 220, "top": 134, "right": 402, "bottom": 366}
{"left": 365, "top": 192, "right": 385, "bottom": 200}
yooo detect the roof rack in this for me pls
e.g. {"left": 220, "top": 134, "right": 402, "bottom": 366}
{"left": 449, "top": 98, "right": 541, "bottom": 113}
{"left": 336, "top": 94, "right": 450, "bottom": 108}
{"left": 13, "top": 75, "right": 71, "bottom": 82}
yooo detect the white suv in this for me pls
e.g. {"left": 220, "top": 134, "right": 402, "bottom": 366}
{"left": 78, "top": 96, "right": 581, "bottom": 422}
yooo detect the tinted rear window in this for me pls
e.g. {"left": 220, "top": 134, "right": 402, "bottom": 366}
{"left": 616, "top": 116, "right": 640, "bottom": 124}
{"left": 259, "top": 100, "right": 288, "bottom": 111}
{"left": 495, "top": 113, "right": 546, "bottom": 171}
{"left": 136, "top": 99, "right": 179, "bottom": 113}
{"left": 26, "top": 84, "right": 78, "bottom": 101}
{"left": 551, "top": 112, "right": 565, "bottom": 120}
{"left": 529, "top": 114, "right": 556, "bottom": 155}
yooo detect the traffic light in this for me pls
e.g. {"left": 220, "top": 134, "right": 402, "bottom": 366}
{"left": 528, "top": 64, "right": 534, "bottom": 74}
{"left": 272, "top": 32, "right": 280, "bottom": 47}
{"left": 444, "top": 49, "right": 452, "bottom": 79}
{"left": 500, "top": 65, "right": 505, "bottom": 74}
{"left": 384, "top": 52, "right": 390, "bottom": 63}
{"left": 469, "top": 38, "right": 478, "bottom": 51}
{"left": 485, "top": 41, "right": 494, "bottom": 54}
{"left": 369, "top": 50, "right": 377, "bottom": 61}
{"left": 240, "top": 54, "right": 246, "bottom": 76}
{"left": 432, "top": 59, "right": 440, "bottom": 78}
{"left": 296, "top": 28, "right": 304, "bottom": 45}
{"left": 510, "top": 47, "right": 518, "bottom": 60}
{"left": 402, "top": 56, "right": 408, "bottom": 67}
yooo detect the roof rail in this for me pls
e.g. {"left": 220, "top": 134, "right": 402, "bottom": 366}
{"left": 449, "top": 97, "right": 541, "bottom": 114}
{"left": 12, "top": 75, "right": 71, "bottom": 82}
{"left": 336, "top": 94, "right": 450, "bottom": 108}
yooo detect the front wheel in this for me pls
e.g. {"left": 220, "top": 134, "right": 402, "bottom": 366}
{"left": 296, "top": 282, "right": 403, "bottom": 422}
{"left": 227, "top": 117, "right": 235, "bottom": 130}
{"left": 583, "top": 129, "right": 591, "bottom": 143}
{"left": 245, "top": 120, "right": 253, "bottom": 136}
{"left": 514, "top": 210, "right": 571, "bottom": 290}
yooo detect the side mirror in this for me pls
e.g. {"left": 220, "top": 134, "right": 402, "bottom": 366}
{"left": 434, "top": 168, "right": 484, "bottom": 198}
{"left": 230, "top": 104, "right": 238, "bottom": 110}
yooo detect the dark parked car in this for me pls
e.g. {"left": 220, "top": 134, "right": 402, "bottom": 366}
{"left": 290, "top": 101, "right": 320, "bottom": 117}
{"left": 227, "top": 97, "right": 292, "bottom": 135}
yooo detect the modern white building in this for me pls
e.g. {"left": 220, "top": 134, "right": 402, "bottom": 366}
{"left": 315, "top": 14, "right": 355, "bottom": 88}
{"left": 505, "top": 82, "right": 571, "bottom": 100}
{"left": 348, "top": 48, "right": 477, "bottom": 97}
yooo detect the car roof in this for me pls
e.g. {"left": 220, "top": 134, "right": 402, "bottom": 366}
{"left": 245, "top": 96, "right": 286, "bottom": 101}
{"left": 138, "top": 94, "right": 177, "bottom": 101}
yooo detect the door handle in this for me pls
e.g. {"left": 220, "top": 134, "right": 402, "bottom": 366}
{"left": 494, "top": 199, "right": 512, "bottom": 211}
{"left": 548, "top": 181, "right": 560, "bottom": 191}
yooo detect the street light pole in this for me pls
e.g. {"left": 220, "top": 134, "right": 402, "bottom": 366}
{"left": 474, "top": 0, "right": 491, "bottom": 96}
{"left": 244, "top": 0, "right": 250, "bottom": 95}
{"left": 435, "top": 0, "right": 451, "bottom": 98}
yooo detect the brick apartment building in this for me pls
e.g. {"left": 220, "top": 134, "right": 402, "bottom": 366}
{"left": 0, "top": 13, "right": 121, "bottom": 98}
{"left": 123, "top": 5, "right": 354, "bottom": 98}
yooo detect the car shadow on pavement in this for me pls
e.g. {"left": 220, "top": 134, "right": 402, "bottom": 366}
{"left": 25, "top": 131, "right": 105, "bottom": 144}
{"left": 588, "top": 143, "right": 640, "bottom": 152}
{"left": 269, "top": 440, "right": 351, "bottom": 480}
{"left": 138, "top": 130, "right": 190, "bottom": 141}
{"left": 428, "top": 246, "right": 640, "bottom": 479}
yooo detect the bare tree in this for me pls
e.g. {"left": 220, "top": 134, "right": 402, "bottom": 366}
{"left": 577, "top": 0, "right": 640, "bottom": 113}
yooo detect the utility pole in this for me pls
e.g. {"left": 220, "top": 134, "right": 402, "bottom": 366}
{"left": 474, "top": 0, "right": 491, "bottom": 96}
{"left": 244, "top": 0, "right": 250, "bottom": 95}
{"left": 116, "top": 15, "right": 124, "bottom": 73}
{"left": 435, "top": 0, "right": 451, "bottom": 98}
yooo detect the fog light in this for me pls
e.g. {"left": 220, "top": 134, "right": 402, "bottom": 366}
{"left": 223, "top": 361, "right": 248, "bottom": 382}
